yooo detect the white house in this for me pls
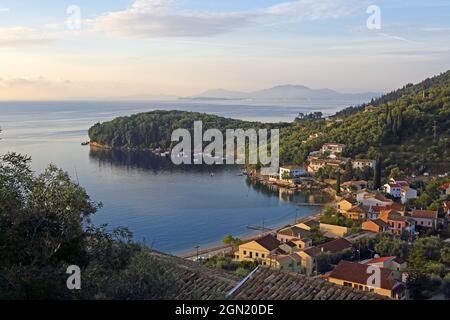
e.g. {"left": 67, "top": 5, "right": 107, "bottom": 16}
{"left": 410, "top": 209, "right": 438, "bottom": 229}
{"left": 384, "top": 183, "right": 402, "bottom": 198}
{"left": 321, "top": 143, "right": 345, "bottom": 156}
{"left": 352, "top": 159, "right": 376, "bottom": 170}
{"left": 400, "top": 187, "right": 418, "bottom": 204}
{"left": 357, "top": 190, "right": 393, "bottom": 207}
{"left": 279, "top": 165, "right": 306, "bottom": 180}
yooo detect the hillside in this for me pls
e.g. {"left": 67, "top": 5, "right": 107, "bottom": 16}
{"left": 88, "top": 110, "right": 286, "bottom": 150}
{"left": 187, "top": 84, "right": 379, "bottom": 102}
{"left": 89, "top": 71, "right": 450, "bottom": 173}
{"left": 285, "top": 70, "right": 450, "bottom": 174}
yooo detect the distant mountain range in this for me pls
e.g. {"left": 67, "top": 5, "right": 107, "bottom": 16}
{"left": 182, "top": 85, "right": 381, "bottom": 102}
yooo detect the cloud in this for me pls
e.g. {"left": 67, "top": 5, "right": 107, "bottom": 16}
{"left": 0, "top": 27, "right": 54, "bottom": 47}
{"left": 91, "top": 0, "right": 368, "bottom": 38}
{"left": 265, "top": 0, "right": 368, "bottom": 21}
{"left": 0, "top": 75, "right": 70, "bottom": 87}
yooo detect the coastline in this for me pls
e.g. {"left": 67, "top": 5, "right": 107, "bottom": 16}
{"left": 89, "top": 141, "right": 112, "bottom": 149}
{"left": 177, "top": 210, "right": 323, "bottom": 260}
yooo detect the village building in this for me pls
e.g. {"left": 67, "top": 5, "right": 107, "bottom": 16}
{"left": 336, "top": 198, "right": 357, "bottom": 213}
{"left": 410, "top": 209, "right": 438, "bottom": 229}
{"left": 321, "top": 143, "right": 346, "bottom": 156}
{"left": 297, "top": 238, "right": 353, "bottom": 276}
{"left": 352, "top": 159, "right": 376, "bottom": 170}
{"left": 269, "top": 253, "right": 302, "bottom": 272}
{"left": 341, "top": 203, "right": 368, "bottom": 221}
{"left": 379, "top": 210, "right": 413, "bottom": 235}
{"left": 389, "top": 178, "right": 410, "bottom": 186}
{"left": 279, "top": 165, "right": 307, "bottom": 180}
{"left": 357, "top": 190, "right": 394, "bottom": 207}
{"left": 364, "top": 105, "right": 377, "bottom": 113}
{"left": 342, "top": 180, "right": 368, "bottom": 192}
{"left": 362, "top": 219, "right": 390, "bottom": 234}
{"left": 383, "top": 182, "right": 402, "bottom": 198}
{"left": 364, "top": 256, "right": 407, "bottom": 273}
{"left": 295, "top": 219, "right": 320, "bottom": 231}
{"left": 319, "top": 223, "right": 349, "bottom": 238}
{"left": 276, "top": 226, "right": 312, "bottom": 249}
{"left": 235, "top": 234, "right": 281, "bottom": 266}
{"left": 307, "top": 157, "right": 346, "bottom": 173}
{"left": 400, "top": 186, "right": 418, "bottom": 204}
{"left": 326, "top": 261, "right": 406, "bottom": 299}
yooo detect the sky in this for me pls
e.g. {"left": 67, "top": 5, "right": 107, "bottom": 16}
{"left": 0, "top": 0, "right": 449, "bottom": 100}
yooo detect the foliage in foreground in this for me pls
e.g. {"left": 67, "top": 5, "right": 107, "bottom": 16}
{"left": 0, "top": 153, "right": 180, "bottom": 300}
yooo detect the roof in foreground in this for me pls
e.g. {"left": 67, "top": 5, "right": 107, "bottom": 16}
{"left": 231, "top": 267, "right": 383, "bottom": 300}
{"left": 149, "top": 250, "right": 239, "bottom": 300}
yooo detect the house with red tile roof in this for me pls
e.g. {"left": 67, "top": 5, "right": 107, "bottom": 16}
{"left": 364, "top": 256, "right": 407, "bottom": 273}
{"left": 326, "top": 261, "right": 406, "bottom": 299}
{"left": 362, "top": 219, "right": 390, "bottom": 234}
{"left": 296, "top": 238, "right": 353, "bottom": 276}
{"left": 410, "top": 209, "right": 438, "bottom": 229}
{"left": 379, "top": 210, "right": 414, "bottom": 235}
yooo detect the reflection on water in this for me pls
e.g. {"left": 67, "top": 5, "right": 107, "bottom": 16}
{"left": 89, "top": 147, "right": 236, "bottom": 173}
{"left": 1, "top": 101, "right": 323, "bottom": 254}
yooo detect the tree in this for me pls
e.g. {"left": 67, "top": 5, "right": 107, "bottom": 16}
{"left": 0, "top": 153, "right": 181, "bottom": 299}
{"left": 336, "top": 171, "right": 341, "bottom": 196}
{"left": 374, "top": 235, "right": 408, "bottom": 259}
{"left": 373, "top": 157, "right": 382, "bottom": 190}
{"left": 389, "top": 167, "right": 405, "bottom": 180}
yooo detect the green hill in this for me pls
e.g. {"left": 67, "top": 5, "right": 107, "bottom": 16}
{"left": 89, "top": 71, "right": 450, "bottom": 174}
{"left": 88, "top": 110, "right": 285, "bottom": 150}
{"left": 286, "top": 70, "right": 450, "bottom": 174}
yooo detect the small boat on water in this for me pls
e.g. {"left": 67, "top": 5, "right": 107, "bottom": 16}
{"left": 81, "top": 141, "right": 90, "bottom": 146}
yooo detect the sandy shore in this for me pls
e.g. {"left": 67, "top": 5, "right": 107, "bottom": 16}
{"left": 178, "top": 211, "right": 323, "bottom": 260}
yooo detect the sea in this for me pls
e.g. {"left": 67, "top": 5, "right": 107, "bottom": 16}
{"left": 0, "top": 99, "right": 353, "bottom": 253}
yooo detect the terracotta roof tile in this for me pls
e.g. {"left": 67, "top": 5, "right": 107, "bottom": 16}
{"left": 317, "top": 238, "right": 353, "bottom": 253}
{"left": 255, "top": 234, "right": 281, "bottom": 251}
{"left": 231, "top": 267, "right": 383, "bottom": 300}
{"left": 328, "top": 261, "right": 398, "bottom": 291}
{"left": 411, "top": 209, "right": 437, "bottom": 220}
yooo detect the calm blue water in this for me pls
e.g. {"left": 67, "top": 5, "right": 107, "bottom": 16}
{"left": 0, "top": 101, "right": 332, "bottom": 253}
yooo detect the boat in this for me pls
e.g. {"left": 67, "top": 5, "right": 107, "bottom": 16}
{"left": 81, "top": 141, "right": 90, "bottom": 146}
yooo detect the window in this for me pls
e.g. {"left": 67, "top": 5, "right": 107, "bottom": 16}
{"left": 243, "top": 250, "right": 247, "bottom": 255}
{"left": 261, "top": 254, "right": 265, "bottom": 258}
{"left": 255, "top": 252, "right": 259, "bottom": 257}
{"left": 343, "top": 282, "right": 352, "bottom": 287}
{"left": 249, "top": 252, "right": 253, "bottom": 258}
